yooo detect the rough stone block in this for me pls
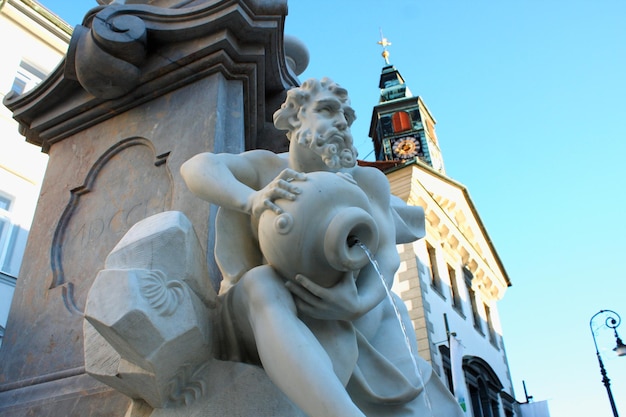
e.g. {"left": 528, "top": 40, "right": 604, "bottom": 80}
{"left": 85, "top": 269, "right": 214, "bottom": 407}
{"left": 86, "top": 268, "right": 212, "bottom": 366}
{"left": 85, "top": 319, "right": 155, "bottom": 402}
{"left": 84, "top": 211, "right": 219, "bottom": 408}
{"left": 105, "top": 211, "right": 217, "bottom": 307}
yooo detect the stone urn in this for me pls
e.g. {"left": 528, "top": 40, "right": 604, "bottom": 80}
{"left": 257, "top": 171, "right": 379, "bottom": 287}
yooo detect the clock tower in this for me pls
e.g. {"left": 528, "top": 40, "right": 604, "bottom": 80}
{"left": 368, "top": 39, "right": 445, "bottom": 173}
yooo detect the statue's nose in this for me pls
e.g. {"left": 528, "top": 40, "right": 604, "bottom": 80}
{"left": 333, "top": 113, "right": 348, "bottom": 130}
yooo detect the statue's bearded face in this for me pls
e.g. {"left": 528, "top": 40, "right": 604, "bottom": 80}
{"left": 294, "top": 127, "right": 357, "bottom": 170}
{"left": 293, "top": 94, "right": 358, "bottom": 170}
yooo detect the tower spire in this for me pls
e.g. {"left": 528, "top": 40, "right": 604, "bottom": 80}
{"left": 377, "top": 29, "right": 392, "bottom": 65}
{"left": 368, "top": 41, "right": 445, "bottom": 172}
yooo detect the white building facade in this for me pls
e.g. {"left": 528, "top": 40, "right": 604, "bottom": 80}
{"left": 388, "top": 163, "right": 517, "bottom": 417}
{"left": 368, "top": 61, "right": 529, "bottom": 416}
{"left": 0, "top": 0, "right": 70, "bottom": 342}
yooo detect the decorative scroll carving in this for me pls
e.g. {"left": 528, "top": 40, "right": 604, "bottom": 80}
{"left": 66, "top": 0, "right": 293, "bottom": 99}
{"left": 4, "top": 0, "right": 304, "bottom": 152}
{"left": 166, "top": 362, "right": 211, "bottom": 407}
{"left": 51, "top": 137, "right": 172, "bottom": 314}
{"left": 140, "top": 270, "right": 185, "bottom": 316}
{"left": 73, "top": 14, "right": 147, "bottom": 98}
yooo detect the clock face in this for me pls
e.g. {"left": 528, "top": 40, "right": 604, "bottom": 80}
{"left": 392, "top": 136, "right": 420, "bottom": 159}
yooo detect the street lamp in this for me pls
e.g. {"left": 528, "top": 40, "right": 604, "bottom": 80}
{"left": 589, "top": 309, "right": 626, "bottom": 417}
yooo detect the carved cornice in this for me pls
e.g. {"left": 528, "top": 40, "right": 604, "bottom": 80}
{"left": 422, "top": 202, "right": 507, "bottom": 302}
{"left": 4, "top": 0, "right": 73, "bottom": 42}
{"left": 4, "top": 0, "right": 297, "bottom": 152}
{"left": 387, "top": 163, "right": 511, "bottom": 301}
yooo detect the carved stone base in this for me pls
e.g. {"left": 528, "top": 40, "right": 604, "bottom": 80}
{"left": 148, "top": 362, "right": 305, "bottom": 417}
{"left": 80, "top": 210, "right": 310, "bottom": 416}
{"left": 84, "top": 211, "right": 217, "bottom": 408}
{"left": 0, "top": 373, "right": 132, "bottom": 417}
{"left": 0, "top": 365, "right": 305, "bottom": 417}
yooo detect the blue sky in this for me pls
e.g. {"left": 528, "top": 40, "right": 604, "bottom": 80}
{"left": 37, "top": 1, "right": 626, "bottom": 416}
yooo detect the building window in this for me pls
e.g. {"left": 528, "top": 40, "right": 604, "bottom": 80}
{"left": 500, "top": 391, "right": 517, "bottom": 417}
{"left": 464, "top": 268, "right": 483, "bottom": 334}
{"left": 380, "top": 115, "right": 394, "bottom": 137}
{"left": 0, "top": 195, "right": 11, "bottom": 211}
{"left": 382, "top": 85, "right": 407, "bottom": 101}
{"left": 381, "top": 138, "right": 393, "bottom": 161}
{"left": 468, "top": 287, "right": 483, "bottom": 334}
{"left": 469, "top": 384, "right": 485, "bottom": 417}
{"left": 469, "top": 380, "right": 501, "bottom": 417}
{"left": 448, "top": 265, "right": 463, "bottom": 315}
{"left": 464, "top": 356, "right": 504, "bottom": 417}
{"left": 392, "top": 111, "right": 412, "bottom": 133}
{"left": 11, "top": 60, "right": 46, "bottom": 95}
{"left": 438, "top": 344, "right": 453, "bottom": 392}
{"left": 484, "top": 303, "right": 498, "bottom": 347}
{"left": 409, "top": 109, "right": 421, "bottom": 127}
{"left": 427, "top": 243, "right": 444, "bottom": 297}
{"left": 0, "top": 193, "right": 18, "bottom": 276}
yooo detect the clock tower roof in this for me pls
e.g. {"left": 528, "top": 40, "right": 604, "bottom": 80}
{"left": 379, "top": 65, "right": 404, "bottom": 89}
{"left": 368, "top": 39, "right": 445, "bottom": 173}
{"left": 378, "top": 65, "right": 413, "bottom": 102}
{"left": 376, "top": 33, "right": 412, "bottom": 102}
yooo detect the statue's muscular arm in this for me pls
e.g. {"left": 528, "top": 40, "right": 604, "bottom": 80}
{"left": 181, "top": 150, "right": 296, "bottom": 215}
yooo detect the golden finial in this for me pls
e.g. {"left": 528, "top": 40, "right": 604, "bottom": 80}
{"left": 377, "top": 29, "right": 391, "bottom": 65}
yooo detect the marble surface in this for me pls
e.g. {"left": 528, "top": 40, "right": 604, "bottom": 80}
{"left": 176, "top": 78, "right": 463, "bottom": 416}
{"left": 0, "top": 1, "right": 300, "bottom": 415}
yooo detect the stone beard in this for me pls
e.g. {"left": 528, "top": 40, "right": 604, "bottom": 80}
{"left": 295, "top": 126, "right": 358, "bottom": 170}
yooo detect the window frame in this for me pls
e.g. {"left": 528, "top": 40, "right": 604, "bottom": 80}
{"left": 427, "top": 243, "right": 445, "bottom": 298}
{"left": 11, "top": 60, "right": 46, "bottom": 95}
{"left": 0, "top": 192, "right": 17, "bottom": 276}
{"left": 448, "top": 264, "right": 464, "bottom": 316}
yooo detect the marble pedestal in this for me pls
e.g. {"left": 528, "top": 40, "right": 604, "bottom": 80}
{"left": 0, "top": 1, "right": 305, "bottom": 415}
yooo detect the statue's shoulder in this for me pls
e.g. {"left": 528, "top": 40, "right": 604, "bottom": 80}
{"left": 351, "top": 165, "right": 391, "bottom": 195}
{"left": 240, "top": 149, "right": 288, "bottom": 166}
{"left": 240, "top": 149, "right": 286, "bottom": 162}
{"left": 239, "top": 150, "right": 289, "bottom": 178}
{"left": 351, "top": 165, "right": 425, "bottom": 243}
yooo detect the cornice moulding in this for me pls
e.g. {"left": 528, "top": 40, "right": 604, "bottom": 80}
{"left": 5, "top": 0, "right": 73, "bottom": 41}
{"left": 388, "top": 164, "right": 511, "bottom": 297}
{"left": 4, "top": 0, "right": 296, "bottom": 152}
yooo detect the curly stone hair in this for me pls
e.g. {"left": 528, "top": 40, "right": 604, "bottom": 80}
{"left": 273, "top": 78, "right": 352, "bottom": 139}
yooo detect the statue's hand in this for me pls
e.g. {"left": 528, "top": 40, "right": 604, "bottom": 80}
{"left": 248, "top": 169, "right": 306, "bottom": 218}
{"left": 285, "top": 272, "right": 366, "bottom": 321}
